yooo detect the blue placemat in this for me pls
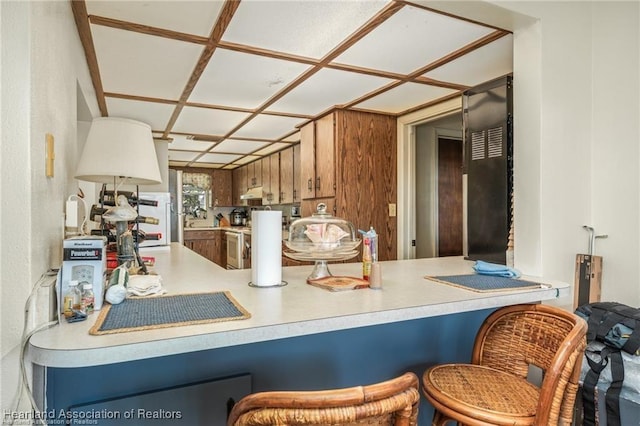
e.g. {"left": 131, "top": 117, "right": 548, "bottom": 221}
{"left": 90, "top": 291, "right": 251, "bottom": 335}
{"left": 425, "top": 274, "right": 543, "bottom": 293}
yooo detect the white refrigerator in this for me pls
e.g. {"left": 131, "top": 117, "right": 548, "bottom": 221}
{"left": 137, "top": 192, "right": 171, "bottom": 247}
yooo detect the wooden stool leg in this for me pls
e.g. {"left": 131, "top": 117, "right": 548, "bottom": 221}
{"left": 432, "top": 409, "right": 451, "bottom": 426}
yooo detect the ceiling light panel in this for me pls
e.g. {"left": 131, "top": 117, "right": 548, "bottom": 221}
{"left": 168, "top": 135, "right": 214, "bottom": 151}
{"left": 221, "top": 0, "right": 390, "bottom": 59}
{"left": 172, "top": 106, "right": 251, "bottom": 136}
{"left": 424, "top": 35, "right": 513, "bottom": 87}
{"left": 355, "top": 82, "right": 458, "bottom": 114}
{"left": 213, "top": 139, "right": 271, "bottom": 154}
{"left": 234, "top": 155, "right": 261, "bottom": 165}
{"left": 105, "top": 98, "right": 176, "bottom": 132}
{"left": 254, "top": 143, "right": 291, "bottom": 156}
{"left": 268, "top": 68, "right": 392, "bottom": 115}
{"left": 189, "top": 49, "right": 311, "bottom": 108}
{"left": 283, "top": 131, "right": 301, "bottom": 142}
{"left": 233, "top": 114, "right": 306, "bottom": 140}
{"left": 168, "top": 150, "right": 199, "bottom": 162}
{"left": 197, "top": 153, "right": 242, "bottom": 164}
{"left": 91, "top": 25, "right": 203, "bottom": 100}
{"left": 85, "top": 1, "right": 223, "bottom": 37}
{"left": 334, "top": 6, "right": 494, "bottom": 74}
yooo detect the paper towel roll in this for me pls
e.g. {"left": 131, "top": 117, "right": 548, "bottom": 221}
{"left": 251, "top": 210, "right": 283, "bottom": 287}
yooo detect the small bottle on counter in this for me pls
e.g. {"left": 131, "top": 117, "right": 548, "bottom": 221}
{"left": 82, "top": 283, "right": 95, "bottom": 314}
{"left": 64, "top": 280, "right": 85, "bottom": 317}
{"left": 362, "top": 227, "right": 378, "bottom": 281}
{"left": 63, "top": 280, "right": 79, "bottom": 318}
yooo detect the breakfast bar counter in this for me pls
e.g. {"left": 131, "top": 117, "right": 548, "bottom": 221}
{"left": 29, "top": 244, "right": 567, "bottom": 368}
{"left": 29, "top": 243, "right": 570, "bottom": 424}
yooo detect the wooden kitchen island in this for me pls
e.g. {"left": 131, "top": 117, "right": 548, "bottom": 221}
{"left": 29, "top": 244, "right": 570, "bottom": 425}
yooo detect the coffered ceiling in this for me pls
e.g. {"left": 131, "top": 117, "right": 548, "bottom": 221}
{"left": 73, "top": 0, "right": 513, "bottom": 169}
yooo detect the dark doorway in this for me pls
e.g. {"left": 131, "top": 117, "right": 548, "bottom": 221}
{"left": 437, "top": 138, "right": 463, "bottom": 256}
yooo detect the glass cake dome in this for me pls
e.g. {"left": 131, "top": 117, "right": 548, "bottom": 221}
{"left": 284, "top": 203, "right": 361, "bottom": 281}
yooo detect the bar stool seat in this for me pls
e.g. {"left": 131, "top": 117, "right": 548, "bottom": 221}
{"left": 424, "top": 364, "right": 540, "bottom": 424}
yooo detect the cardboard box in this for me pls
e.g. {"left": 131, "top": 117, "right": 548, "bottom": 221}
{"left": 59, "top": 236, "right": 107, "bottom": 312}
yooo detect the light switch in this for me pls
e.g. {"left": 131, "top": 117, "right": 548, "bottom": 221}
{"left": 389, "top": 203, "right": 396, "bottom": 217}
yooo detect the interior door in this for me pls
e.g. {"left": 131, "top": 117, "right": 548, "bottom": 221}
{"left": 437, "top": 138, "right": 463, "bottom": 256}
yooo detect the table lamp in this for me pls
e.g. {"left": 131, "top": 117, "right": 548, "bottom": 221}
{"left": 75, "top": 117, "right": 162, "bottom": 269}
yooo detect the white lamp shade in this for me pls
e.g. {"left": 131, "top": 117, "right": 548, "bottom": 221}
{"left": 75, "top": 117, "right": 162, "bottom": 185}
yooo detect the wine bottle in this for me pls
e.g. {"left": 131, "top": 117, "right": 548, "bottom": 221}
{"left": 99, "top": 189, "right": 158, "bottom": 207}
{"left": 89, "top": 205, "right": 159, "bottom": 225}
{"left": 90, "top": 229, "right": 161, "bottom": 244}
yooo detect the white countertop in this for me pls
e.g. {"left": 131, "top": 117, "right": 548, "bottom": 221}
{"left": 28, "top": 244, "right": 569, "bottom": 368}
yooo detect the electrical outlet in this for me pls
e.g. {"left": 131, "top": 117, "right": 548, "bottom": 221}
{"left": 388, "top": 203, "right": 397, "bottom": 217}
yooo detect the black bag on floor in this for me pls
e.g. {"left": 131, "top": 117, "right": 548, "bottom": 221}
{"left": 575, "top": 302, "right": 640, "bottom": 426}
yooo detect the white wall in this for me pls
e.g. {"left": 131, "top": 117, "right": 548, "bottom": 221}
{"left": 430, "top": 1, "right": 640, "bottom": 305}
{"left": 1, "top": 0, "right": 98, "bottom": 410}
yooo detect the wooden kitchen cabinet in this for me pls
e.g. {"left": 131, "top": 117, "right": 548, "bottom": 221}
{"left": 244, "top": 234, "right": 251, "bottom": 269}
{"left": 300, "top": 114, "right": 335, "bottom": 200}
{"left": 232, "top": 166, "right": 247, "bottom": 206}
{"left": 183, "top": 230, "right": 217, "bottom": 263}
{"left": 279, "top": 145, "right": 301, "bottom": 204}
{"left": 262, "top": 152, "right": 280, "bottom": 205}
{"left": 183, "top": 229, "right": 228, "bottom": 267}
{"left": 299, "top": 109, "right": 397, "bottom": 261}
{"left": 212, "top": 169, "right": 232, "bottom": 206}
{"left": 246, "top": 160, "right": 262, "bottom": 188}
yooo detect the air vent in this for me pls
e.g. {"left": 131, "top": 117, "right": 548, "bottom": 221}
{"left": 471, "top": 130, "right": 485, "bottom": 160}
{"left": 487, "top": 127, "right": 503, "bottom": 158}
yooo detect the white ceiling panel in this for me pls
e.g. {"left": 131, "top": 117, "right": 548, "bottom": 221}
{"left": 268, "top": 68, "right": 393, "bottom": 115}
{"left": 189, "top": 49, "right": 311, "bottom": 108}
{"left": 75, "top": 1, "right": 513, "bottom": 168}
{"left": 355, "top": 82, "right": 458, "bottom": 114}
{"left": 221, "top": 0, "right": 390, "bottom": 59}
{"left": 233, "top": 155, "right": 261, "bottom": 165}
{"left": 425, "top": 35, "right": 514, "bottom": 87}
{"left": 85, "top": 0, "right": 223, "bottom": 37}
{"left": 92, "top": 25, "right": 204, "bottom": 99}
{"left": 335, "top": 6, "right": 494, "bottom": 74}
{"left": 233, "top": 114, "right": 306, "bottom": 140}
{"left": 282, "top": 132, "right": 301, "bottom": 142}
{"left": 167, "top": 135, "right": 214, "bottom": 151}
{"left": 197, "top": 153, "right": 242, "bottom": 164}
{"left": 172, "top": 106, "right": 250, "bottom": 136}
{"left": 254, "top": 143, "right": 291, "bottom": 156}
{"left": 168, "top": 150, "right": 199, "bottom": 162}
{"left": 105, "top": 98, "right": 175, "bottom": 131}
{"left": 213, "top": 139, "right": 270, "bottom": 154}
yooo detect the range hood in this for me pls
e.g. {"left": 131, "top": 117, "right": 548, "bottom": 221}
{"left": 240, "top": 186, "right": 264, "bottom": 200}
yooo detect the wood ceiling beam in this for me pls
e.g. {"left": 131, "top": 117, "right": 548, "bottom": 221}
{"left": 88, "top": 15, "right": 209, "bottom": 45}
{"left": 71, "top": 0, "right": 108, "bottom": 116}
{"left": 163, "top": 0, "right": 241, "bottom": 144}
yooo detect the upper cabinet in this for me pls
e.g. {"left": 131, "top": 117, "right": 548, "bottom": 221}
{"left": 262, "top": 153, "right": 280, "bottom": 205}
{"left": 300, "top": 115, "right": 335, "bottom": 200}
{"left": 247, "top": 160, "right": 262, "bottom": 189}
{"left": 232, "top": 166, "right": 247, "bottom": 206}
{"left": 211, "top": 169, "right": 232, "bottom": 207}
{"left": 299, "top": 110, "right": 397, "bottom": 261}
{"left": 280, "top": 147, "right": 294, "bottom": 204}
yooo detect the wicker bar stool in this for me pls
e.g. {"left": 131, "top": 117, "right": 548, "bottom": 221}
{"left": 227, "top": 372, "right": 420, "bottom": 425}
{"left": 422, "top": 304, "right": 587, "bottom": 426}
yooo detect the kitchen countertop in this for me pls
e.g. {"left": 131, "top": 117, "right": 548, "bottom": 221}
{"left": 28, "top": 243, "right": 570, "bottom": 368}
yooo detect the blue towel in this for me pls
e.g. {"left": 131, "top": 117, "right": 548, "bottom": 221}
{"left": 473, "top": 260, "right": 521, "bottom": 278}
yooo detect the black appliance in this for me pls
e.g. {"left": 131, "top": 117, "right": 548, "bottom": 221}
{"left": 463, "top": 75, "right": 513, "bottom": 264}
{"left": 229, "top": 209, "right": 247, "bottom": 226}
